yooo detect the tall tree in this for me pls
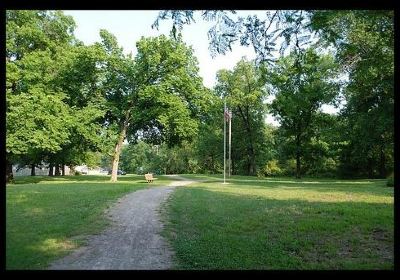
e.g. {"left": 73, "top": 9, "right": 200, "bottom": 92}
{"left": 6, "top": 10, "right": 78, "bottom": 182}
{"left": 268, "top": 48, "right": 339, "bottom": 178}
{"left": 195, "top": 94, "right": 224, "bottom": 174}
{"left": 49, "top": 43, "right": 107, "bottom": 175}
{"left": 99, "top": 33, "right": 209, "bottom": 182}
{"left": 310, "top": 10, "right": 394, "bottom": 178}
{"left": 215, "top": 58, "right": 268, "bottom": 175}
{"left": 6, "top": 11, "right": 110, "bottom": 181}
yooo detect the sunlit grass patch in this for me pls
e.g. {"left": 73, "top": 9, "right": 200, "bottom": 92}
{"left": 198, "top": 184, "right": 392, "bottom": 204}
{"left": 34, "top": 238, "right": 77, "bottom": 253}
{"left": 6, "top": 175, "right": 173, "bottom": 269}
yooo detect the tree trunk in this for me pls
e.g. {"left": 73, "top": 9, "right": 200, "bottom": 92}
{"left": 379, "top": 146, "right": 386, "bottom": 178}
{"left": 48, "top": 163, "right": 54, "bottom": 176}
{"left": 61, "top": 164, "right": 65, "bottom": 176}
{"left": 296, "top": 151, "right": 301, "bottom": 179}
{"left": 31, "top": 164, "right": 36, "bottom": 176}
{"left": 110, "top": 108, "right": 132, "bottom": 182}
{"left": 6, "top": 159, "right": 13, "bottom": 184}
{"left": 238, "top": 105, "right": 256, "bottom": 176}
{"left": 55, "top": 164, "right": 61, "bottom": 176}
{"left": 70, "top": 165, "right": 75, "bottom": 176}
{"left": 249, "top": 148, "right": 256, "bottom": 176}
{"left": 367, "top": 158, "right": 373, "bottom": 178}
{"left": 110, "top": 125, "right": 128, "bottom": 182}
{"left": 296, "top": 134, "right": 301, "bottom": 179}
{"left": 231, "top": 157, "right": 235, "bottom": 175}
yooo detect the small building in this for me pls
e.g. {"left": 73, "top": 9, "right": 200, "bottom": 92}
{"left": 12, "top": 165, "right": 71, "bottom": 176}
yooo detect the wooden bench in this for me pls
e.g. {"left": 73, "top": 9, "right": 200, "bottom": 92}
{"left": 145, "top": 173, "right": 154, "bottom": 183}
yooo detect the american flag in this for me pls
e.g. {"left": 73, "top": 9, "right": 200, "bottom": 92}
{"left": 224, "top": 108, "right": 232, "bottom": 121}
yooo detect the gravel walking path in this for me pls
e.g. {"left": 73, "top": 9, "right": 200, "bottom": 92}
{"left": 49, "top": 176, "right": 195, "bottom": 270}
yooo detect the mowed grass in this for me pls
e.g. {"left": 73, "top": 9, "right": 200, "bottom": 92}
{"left": 6, "top": 174, "right": 171, "bottom": 270}
{"left": 162, "top": 175, "right": 394, "bottom": 270}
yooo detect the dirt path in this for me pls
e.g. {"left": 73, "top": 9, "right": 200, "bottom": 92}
{"left": 49, "top": 177, "right": 195, "bottom": 270}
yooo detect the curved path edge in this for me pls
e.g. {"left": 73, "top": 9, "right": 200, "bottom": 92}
{"left": 49, "top": 176, "right": 194, "bottom": 270}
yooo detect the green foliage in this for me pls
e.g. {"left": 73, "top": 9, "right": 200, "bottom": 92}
{"left": 281, "top": 159, "right": 297, "bottom": 176}
{"left": 6, "top": 10, "right": 393, "bottom": 182}
{"left": 6, "top": 10, "right": 108, "bottom": 177}
{"left": 119, "top": 142, "right": 153, "bottom": 174}
{"left": 268, "top": 47, "right": 340, "bottom": 178}
{"left": 152, "top": 11, "right": 315, "bottom": 63}
{"left": 193, "top": 94, "right": 224, "bottom": 174}
{"left": 215, "top": 58, "right": 269, "bottom": 175}
{"left": 149, "top": 10, "right": 393, "bottom": 180}
{"left": 310, "top": 11, "right": 394, "bottom": 178}
{"left": 259, "top": 160, "right": 282, "bottom": 177}
{"left": 132, "top": 35, "right": 209, "bottom": 146}
{"left": 6, "top": 10, "right": 76, "bottom": 60}
{"left": 6, "top": 90, "right": 72, "bottom": 155}
{"left": 119, "top": 140, "right": 201, "bottom": 175}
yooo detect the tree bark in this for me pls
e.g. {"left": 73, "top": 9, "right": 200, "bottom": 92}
{"left": 48, "top": 163, "right": 54, "bottom": 176}
{"left": 296, "top": 134, "right": 301, "bottom": 179}
{"left": 379, "top": 146, "right": 386, "bottom": 178}
{"left": 110, "top": 108, "right": 132, "bottom": 182}
{"left": 249, "top": 148, "right": 256, "bottom": 176}
{"left": 61, "top": 164, "right": 65, "bottom": 176}
{"left": 237, "top": 105, "right": 256, "bottom": 176}
{"left": 367, "top": 157, "right": 373, "bottom": 178}
{"left": 31, "top": 164, "right": 36, "bottom": 176}
{"left": 296, "top": 151, "right": 301, "bottom": 179}
{"left": 110, "top": 124, "right": 128, "bottom": 182}
{"left": 6, "top": 159, "right": 13, "bottom": 184}
{"left": 55, "top": 164, "right": 60, "bottom": 176}
{"left": 70, "top": 165, "right": 75, "bottom": 176}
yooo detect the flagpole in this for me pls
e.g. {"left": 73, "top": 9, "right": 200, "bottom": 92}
{"left": 228, "top": 110, "right": 231, "bottom": 177}
{"left": 223, "top": 100, "right": 226, "bottom": 184}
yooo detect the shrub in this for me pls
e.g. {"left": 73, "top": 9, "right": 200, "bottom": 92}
{"left": 281, "top": 159, "right": 297, "bottom": 176}
{"left": 74, "top": 171, "right": 82, "bottom": 176}
{"left": 262, "top": 160, "right": 283, "bottom": 177}
{"left": 305, "top": 158, "right": 338, "bottom": 178}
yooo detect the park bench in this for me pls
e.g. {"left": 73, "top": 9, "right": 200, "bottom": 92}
{"left": 145, "top": 173, "right": 154, "bottom": 183}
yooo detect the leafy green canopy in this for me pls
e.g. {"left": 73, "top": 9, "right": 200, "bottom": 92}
{"left": 6, "top": 10, "right": 107, "bottom": 168}
{"left": 215, "top": 58, "right": 270, "bottom": 175}
{"left": 268, "top": 48, "right": 340, "bottom": 177}
{"left": 152, "top": 10, "right": 315, "bottom": 64}
{"left": 128, "top": 34, "right": 211, "bottom": 146}
{"left": 311, "top": 10, "right": 394, "bottom": 177}
{"left": 6, "top": 11, "right": 76, "bottom": 159}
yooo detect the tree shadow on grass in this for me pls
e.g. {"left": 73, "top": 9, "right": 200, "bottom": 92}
{"left": 189, "top": 177, "right": 390, "bottom": 197}
{"left": 167, "top": 186, "right": 394, "bottom": 270}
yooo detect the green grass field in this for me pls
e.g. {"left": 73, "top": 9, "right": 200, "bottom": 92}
{"left": 161, "top": 174, "right": 394, "bottom": 270}
{"left": 7, "top": 174, "right": 394, "bottom": 270}
{"left": 6, "top": 174, "right": 172, "bottom": 270}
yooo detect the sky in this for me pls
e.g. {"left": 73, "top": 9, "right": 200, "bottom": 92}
{"left": 63, "top": 10, "right": 339, "bottom": 126}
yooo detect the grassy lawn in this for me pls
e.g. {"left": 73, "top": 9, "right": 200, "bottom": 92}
{"left": 6, "top": 174, "right": 171, "bottom": 270}
{"left": 161, "top": 174, "right": 394, "bottom": 270}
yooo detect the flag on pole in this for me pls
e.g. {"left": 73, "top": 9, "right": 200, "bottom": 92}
{"left": 224, "top": 108, "right": 232, "bottom": 122}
